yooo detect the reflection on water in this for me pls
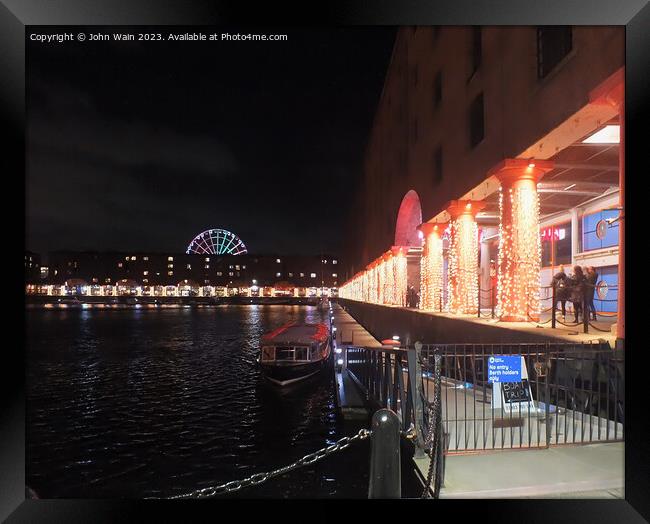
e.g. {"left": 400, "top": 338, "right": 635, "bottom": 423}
{"left": 26, "top": 305, "right": 370, "bottom": 498}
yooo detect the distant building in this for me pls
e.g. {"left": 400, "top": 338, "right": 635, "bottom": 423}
{"left": 25, "top": 251, "right": 41, "bottom": 283}
{"left": 26, "top": 251, "right": 340, "bottom": 297}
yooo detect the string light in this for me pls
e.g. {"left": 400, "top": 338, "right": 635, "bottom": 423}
{"left": 448, "top": 212, "right": 479, "bottom": 315}
{"left": 492, "top": 160, "right": 550, "bottom": 322}
{"left": 419, "top": 224, "right": 444, "bottom": 311}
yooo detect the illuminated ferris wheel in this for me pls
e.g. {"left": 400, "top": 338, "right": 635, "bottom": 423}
{"left": 186, "top": 228, "right": 248, "bottom": 255}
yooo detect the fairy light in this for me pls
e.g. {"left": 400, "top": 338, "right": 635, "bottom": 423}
{"left": 419, "top": 224, "right": 444, "bottom": 311}
{"left": 492, "top": 159, "right": 551, "bottom": 321}
{"left": 447, "top": 201, "right": 481, "bottom": 315}
{"left": 392, "top": 247, "right": 408, "bottom": 307}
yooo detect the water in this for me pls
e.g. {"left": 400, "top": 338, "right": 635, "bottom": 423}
{"left": 26, "top": 305, "right": 373, "bottom": 498}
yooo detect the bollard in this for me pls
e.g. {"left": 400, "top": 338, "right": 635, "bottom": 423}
{"left": 583, "top": 294, "right": 589, "bottom": 334}
{"left": 368, "top": 408, "right": 401, "bottom": 499}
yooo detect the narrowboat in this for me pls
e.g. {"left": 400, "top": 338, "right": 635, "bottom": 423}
{"left": 259, "top": 322, "right": 331, "bottom": 386}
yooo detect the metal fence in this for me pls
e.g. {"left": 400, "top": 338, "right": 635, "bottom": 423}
{"left": 346, "top": 340, "right": 624, "bottom": 455}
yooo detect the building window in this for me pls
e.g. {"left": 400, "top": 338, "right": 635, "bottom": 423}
{"left": 143, "top": 279, "right": 148, "bottom": 284}
{"left": 540, "top": 223, "right": 571, "bottom": 267}
{"left": 217, "top": 271, "right": 223, "bottom": 276}
{"left": 470, "top": 26, "right": 482, "bottom": 76}
{"left": 242, "top": 265, "right": 246, "bottom": 269}
{"left": 143, "top": 271, "right": 149, "bottom": 276}
{"left": 433, "top": 70, "right": 442, "bottom": 110}
{"left": 333, "top": 260, "right": 337, "bottom": 265}
{"left": 300, "top": 273, "right": 305, "bottom": 277}
{"left": 537, "top": 26, "right": 572, "bottom": 79}
{"left": 276, "top": 259, "right": 281, "bottom": 263}
{"left": 168, "top": 271, "right": 173, "bottom": 276}
{"left": 235, "top": 265, "right": 240, "bottom": 270}
{"left": 582, "top": 210, "right": 619, "bottom": 251}
{"left": 310, "top": 273, "right": 317, "bottom": 278}
{"left": 469, "top": 93, "right": 485, "bottom": 148}
{"left": 276, "top": 272, "right": 281, "bottom": 278}
{"left": 205, "top": 257, "right": 210, "bottom": 262}
{"left": 143, "top": 256, "right": 149, "bottom": 261}
{"left": 187, "top": 264, "right": 191, "bottom": 269}
{"left": 205, "top": 264, "right": 210, "bottom": 269}
{"left": 118, "top": 262, "right": 123, "bottom": 268}
{"left": 125, "top": 256, "right": 129, "bottom": 261}
{"left": 131, "top": 256, "right": 136, "bottom": 261}
{"left": 168, "top": 256, "right": 174, "bottom": 261}
{"left": 433, "top": 146, "right": 443, "bottom": 185}
{"left": 168, "top": 263, "right": 174, "bottom": 269}
{"left": 332, "top": 273, "right": 337, "bottom": 278}
{"left": 289, "top": 272, "right": 293, "bottom": 277}
{"left": 229, "top": 272, "right": 234, "bottom": 276}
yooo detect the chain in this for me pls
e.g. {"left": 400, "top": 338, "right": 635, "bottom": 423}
{"left": 422, "top": 352, "right": 442, "bottom": 499}
{"left": 157, "top": 428, "right": 372, "bottom": 499}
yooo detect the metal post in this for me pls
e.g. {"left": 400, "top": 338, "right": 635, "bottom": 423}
{"left": 491, "top": 287, "right": 495, "bottom": 319}
{"left": 583, "top": 293, "right": 589, "bottom": 334}
{"left": 477, "top": 280, "right": 481, "bottom": 318}
{"left": 551, "top": 284, "right": 556, "bottom": 329}
{"left": 408, "top": 342, "right": 426, "bottom": 458}
{"left": 368, "top": 408, "right": 401, "bottom": 499}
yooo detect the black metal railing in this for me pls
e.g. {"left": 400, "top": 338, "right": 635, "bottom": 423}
{"left": 418, "top": 342, "right": 623, "bottom": 452}
{"left": 346, "top": 340, "right": 624, "bottom": 457}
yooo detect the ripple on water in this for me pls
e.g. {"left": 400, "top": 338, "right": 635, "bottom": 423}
{"left": 26, "top": 306, "right": 372, "bottom": 498}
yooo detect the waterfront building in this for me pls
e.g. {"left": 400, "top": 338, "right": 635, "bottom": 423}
{"left": 340, "top": 26, "right": 624, "bottom": 345}
{"left": 25, "top": 251, "right": 339, "bottom": 298}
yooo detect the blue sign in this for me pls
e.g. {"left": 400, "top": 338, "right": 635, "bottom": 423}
{"left": 487, "top": 355, "right": 521, "bottom": 383}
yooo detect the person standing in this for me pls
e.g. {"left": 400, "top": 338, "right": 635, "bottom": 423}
{"left": 568, "top": 266, "right": 586, "bottom": 323}
{"left": 586, "top": 266, "right": 599, "bottom": 321}
{"left": 551, "top": 265, "right": 569, "bottom": 317}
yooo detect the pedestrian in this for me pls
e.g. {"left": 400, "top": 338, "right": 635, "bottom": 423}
{"left": 551, "top": 264, "right": 569, "bottom": 318}
{"left": 567, "top": 265, "right": 586, "bottom": 323}
{"left": 586, "top": 266, "right": 599, "bottom": 321}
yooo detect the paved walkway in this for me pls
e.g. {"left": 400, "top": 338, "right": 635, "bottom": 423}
{"left": 413, "top": 442, "right": 624, "bottom": 498}
{"left": 411, "top": 307, "right": 617, "bottom": 345}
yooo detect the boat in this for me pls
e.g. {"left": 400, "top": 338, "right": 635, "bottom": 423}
{"left": 258, "top": 322, "right": 331, "bottom": 386}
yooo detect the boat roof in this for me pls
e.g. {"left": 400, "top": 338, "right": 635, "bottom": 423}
{"left": 262, "top": 322, "right": 329, "bottom": 345}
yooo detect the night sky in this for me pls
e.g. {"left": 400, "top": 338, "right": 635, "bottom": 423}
{"left": 26, "top": 26, "right": 396, "bottom": 259}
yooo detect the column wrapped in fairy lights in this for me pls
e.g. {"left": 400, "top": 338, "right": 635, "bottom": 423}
{"left": 490, "top": 159, "right": 553, "bottom": 321}
{"left": 447, "top": 200, "right": 484, "bottom": 315}
{"left": 418, "top": 222, "right": 446, "bottom": 311}
{"left": 380, "top": 252, "right": 391, "bottom": 305}
{"left": 391, "top": 246, "right": 408, "bottom": 307}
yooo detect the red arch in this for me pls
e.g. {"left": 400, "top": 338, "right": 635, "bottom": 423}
{"left": 395, "top": 190, "right": 423, "bottom": 247}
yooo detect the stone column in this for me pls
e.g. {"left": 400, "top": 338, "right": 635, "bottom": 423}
{"left": 589, "top": 68, "right": 624, "bottom": 348}
{"left": 418, "top": 222, "right": 447, "bottom": 311}
{"left": 488, "top": 159, "right": 553, "bottom": 322}
{"left": 446, "top": 201, "right": 485, "bottom": 314}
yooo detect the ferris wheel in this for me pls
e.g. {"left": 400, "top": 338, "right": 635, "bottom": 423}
{"left": 186, "top": 228, "right": 248, "bottom": 255}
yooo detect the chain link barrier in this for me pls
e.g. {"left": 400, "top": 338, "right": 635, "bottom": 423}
{"left": 153, "top": 428, "right": 371, "bottom": 499}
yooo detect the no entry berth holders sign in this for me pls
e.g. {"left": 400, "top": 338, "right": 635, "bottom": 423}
{"left": 489, "top": 355, "right": 536, "bottom": 414}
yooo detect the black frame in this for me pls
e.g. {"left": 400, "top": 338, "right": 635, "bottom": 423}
{"left": 5, "top": 0, "right": 649, "bottom": 521}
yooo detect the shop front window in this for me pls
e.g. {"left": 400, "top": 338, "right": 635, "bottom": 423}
{"left": 540, "top": 223, "right": 571, "bottom": 267}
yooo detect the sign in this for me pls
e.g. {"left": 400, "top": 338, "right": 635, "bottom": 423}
{"left": 490, "top": 356, "right": 537, "bottom": 414}
{"left": 502, "top": 379, "right": 532, "bottom": 403}
{"left": 487, "top": 355, "right": 521, "bottom": 383}
{"left": 596, "top": 219, "right": 608, "bottom": 240}
{"left": 540, "top": 227, "right": 566, "bottom": 242}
